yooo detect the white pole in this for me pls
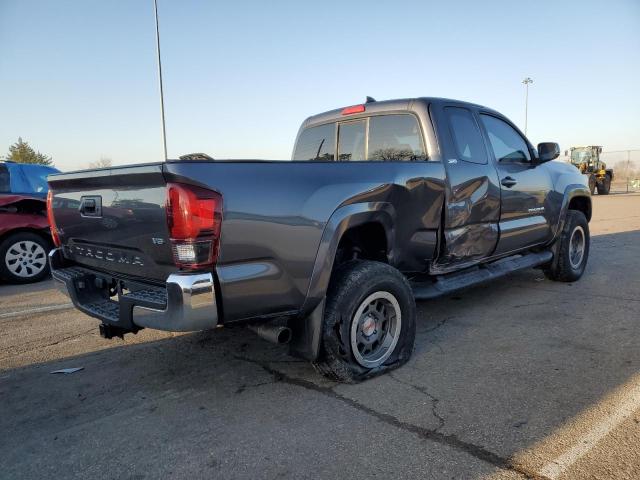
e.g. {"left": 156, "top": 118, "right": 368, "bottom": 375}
{"left": 524, "top": 83, "right": 529, "bottom": 135}
{"left": 522, "top": 77, "right": 533, "bottom": 136}
{"left": 627, "top": 150, "right": 630, "bottom": 193}
{"left": 154, "top": 0, "right": 168, "bottom": 161}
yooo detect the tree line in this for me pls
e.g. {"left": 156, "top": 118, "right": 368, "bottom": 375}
{"left": 2, "top": 137, "right": 53, "bottom": 165}
{"left": 2, "top": 137, "right": 113, "bottom": 169}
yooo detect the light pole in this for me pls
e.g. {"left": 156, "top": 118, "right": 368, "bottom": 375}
{"left": 522, "top": 77, "right": 533, "bottom": 136}
{"left": 627, "top": 150, "right": 631, "bottom": 193}
{"left": 154, "top": 0, "right": 168, "bottom": 161}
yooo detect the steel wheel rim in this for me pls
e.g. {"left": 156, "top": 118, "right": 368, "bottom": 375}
{"left": 350, "top": 291, "right": 402, "bottom": 368}
{"left": 568, "top": 226, "right": 585, "bottom": 269}
{"left": 4, "top": 240, "right": 47, "bottom": 278}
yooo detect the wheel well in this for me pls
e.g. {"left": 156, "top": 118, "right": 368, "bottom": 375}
{"left": 335, "top": 222, "right": 388, "bottom": 267}
{"left": 0, "top": 227, "right": 52, "bottom": 247}
{"left": 568, "top": 196, "right": 592, "bottom": 222}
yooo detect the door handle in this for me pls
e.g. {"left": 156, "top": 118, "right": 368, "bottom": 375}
{"left": 501, "top": 176, "right": 517, "bottom": 188}
{"left": 79, "top": 196, "right": 102, "bottom": 217}
{"left": 81, "top": 199, "right": 96, "bottom": 214}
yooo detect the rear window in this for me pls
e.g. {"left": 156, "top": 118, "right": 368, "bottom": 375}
{"left": 368, "top": 114, "right": 426, "bottom": 161}
{"left": 292, "top": 123, "right": 335, "bottom": 161}
{"left": 445, "top": 107, "right": 487, "bottom": 164}
{"left": 338, "top": 120, "right": 366, "bottom": 161}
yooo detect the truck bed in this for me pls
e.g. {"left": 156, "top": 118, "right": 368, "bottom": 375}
{"left": 48, "top": 159, "right": 446, "bottom": 323}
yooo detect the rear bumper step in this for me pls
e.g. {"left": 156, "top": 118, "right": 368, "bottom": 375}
{"left": 49, "top": 248, "right": 219, "bottom": 333}
{"left": 412, "top": 250, "right": 553, "bottom": 300}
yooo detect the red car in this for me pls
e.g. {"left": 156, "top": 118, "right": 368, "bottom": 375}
{"left": 0, "top": 161, "right": 60, "bottom": 283}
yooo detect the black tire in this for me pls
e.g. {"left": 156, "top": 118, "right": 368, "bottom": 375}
{"left": 0, "top": 232, "right": 51, "bottom": 284}
{"left": 313, "top": 260, "right": 416, "bottom": 383}
{"left": 597, "top": 176, "right": 611, "bottom": 195}
{"left": 588, "top": 175, "right": 596, "bottom": 195}
{"left": 543, "top": 210, "right": 589, "bottom": 282}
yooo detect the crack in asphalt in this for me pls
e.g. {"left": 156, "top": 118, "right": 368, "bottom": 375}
{"left": 43, "top": 328, "right": 96, "bottom": 348}
{"left": 388, "top": 373, "right": 445, "bottom": 432}
{"left": 422, "top": 315, "right": 453, "bottom": 334}
{"left": 235, "top": 379, "right": 280, "bottom": 395}
{"left": 234, "top": 354, "right": 549, "bottom": 480}
{"left": 416, "top": 315, "right": 453, "bottom": 355}
{"left": 510, "top": 302, "right": 550, "bottom": 309}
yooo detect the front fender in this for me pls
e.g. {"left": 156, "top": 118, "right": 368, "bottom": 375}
{"left": 551, "top": 184, "right": 591, "bottom": 242}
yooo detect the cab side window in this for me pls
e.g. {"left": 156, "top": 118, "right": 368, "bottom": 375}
{"left": 480, "top": 114, "right": 531, "bottom": 162}
{"left": 367, "top": 114, "right": 427, "bottom": 161}
{"left": 445, "top": 107, "right": 487, "bottom": 164}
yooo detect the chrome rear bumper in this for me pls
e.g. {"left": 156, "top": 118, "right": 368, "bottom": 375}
{"left": 49, "top": 248, "right": 218, "bottom": 332}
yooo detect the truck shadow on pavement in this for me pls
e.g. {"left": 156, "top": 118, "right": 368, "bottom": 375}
{"left": 1, "top": 229, "right": 639, "bottom": 479}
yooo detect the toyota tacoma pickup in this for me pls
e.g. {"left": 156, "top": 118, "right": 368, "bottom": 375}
{"left": 47, "top": 97, "right": 591, "bottom": 382}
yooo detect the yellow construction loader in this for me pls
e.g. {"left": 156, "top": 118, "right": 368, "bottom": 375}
{"left": 568, "top": 146, "right": 613, "bottom": 195}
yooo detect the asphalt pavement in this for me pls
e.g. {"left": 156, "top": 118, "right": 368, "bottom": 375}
{"left": 1, "top": 192, "right": 639, "bottom": 480}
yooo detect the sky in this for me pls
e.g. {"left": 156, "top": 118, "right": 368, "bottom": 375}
{"left": 1, "top": 0, "right": 639, "bottom": 171}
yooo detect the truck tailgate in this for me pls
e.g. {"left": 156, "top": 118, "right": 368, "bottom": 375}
{"left": 48, "top": 164, "right": 175, "bottom": 282}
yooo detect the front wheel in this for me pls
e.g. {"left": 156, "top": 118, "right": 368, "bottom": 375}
{"left": 313, "top": 260, "right": 416, "bottom": 383}
{"left": 544, "top": 210, "right": 590, "bottom": 282}
{"left": 0, "top": 232, "right": 51, "bottom": 284}
{"left": 597, "top": 176, "right": 611, "bottom": 195}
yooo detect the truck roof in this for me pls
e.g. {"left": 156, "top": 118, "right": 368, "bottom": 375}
{"left": 301, "top": 97, "right": 492, "bottom": 128}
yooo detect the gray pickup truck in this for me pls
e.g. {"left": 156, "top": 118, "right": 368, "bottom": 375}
{"left": 47, "top": 97, "right": 591, "bottom": 381}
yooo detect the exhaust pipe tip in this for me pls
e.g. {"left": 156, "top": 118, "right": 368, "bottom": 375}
{"left": 276, "top": 327, "right": 292, "bottom": 344}
{"left": 249, "top": 324, "right": 292, "bottom": 345}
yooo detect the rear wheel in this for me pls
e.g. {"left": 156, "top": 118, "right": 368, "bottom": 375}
{"left": 543, "top": 210, "right": 589, "bottom": 282}
{"left": 0, "top": 232, "right": 51, "bottom": 284}
{"left": 313, "top": 260, "right": 416, "bottom": 383}
{"left": 597, "top": 175, "right": 611, "bottom": 195}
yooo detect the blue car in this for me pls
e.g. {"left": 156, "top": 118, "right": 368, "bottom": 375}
{"left": 0, "top": 162, "right": 59, "bottom": 198}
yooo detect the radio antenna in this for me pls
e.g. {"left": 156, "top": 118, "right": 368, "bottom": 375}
{"left": 153, "top": 0, "right": 168, "bottom": 161}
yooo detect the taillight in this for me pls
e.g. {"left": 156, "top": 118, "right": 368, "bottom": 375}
{"left": 166, "top": 183, "right": 223, "bottom": 270}
{"left": 46, "top": 190, "right": 61, "bottom": 247}
{"left": 341, "top": 104, "right": 365, "bottom": 115}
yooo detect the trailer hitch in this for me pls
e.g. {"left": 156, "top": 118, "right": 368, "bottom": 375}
{"left": 99, "top": 323, "right": 140, "bottom": 340}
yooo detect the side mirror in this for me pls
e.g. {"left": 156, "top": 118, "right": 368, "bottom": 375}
{"left": 537, "top": 142, "right": 560, "bottom": 163}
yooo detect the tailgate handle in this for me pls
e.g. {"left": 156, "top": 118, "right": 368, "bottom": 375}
{"left": 79, "top": 196, "right": 102, "bottom": 217}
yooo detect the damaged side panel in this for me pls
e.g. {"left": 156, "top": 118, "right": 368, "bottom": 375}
{"left": 442, "top": 222, "right": 499, "bottom": 265}
{"left": 428, "top": 101, "right": 502, "bottom": 272}
{"left": 439, "top": 175, "right": 501, "bottom": 267}
{"left": 0, "top": 194, "right": 50, "bottom": 238}
{"left": 0, "top": 195, "right": 47, "bottom": 215}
